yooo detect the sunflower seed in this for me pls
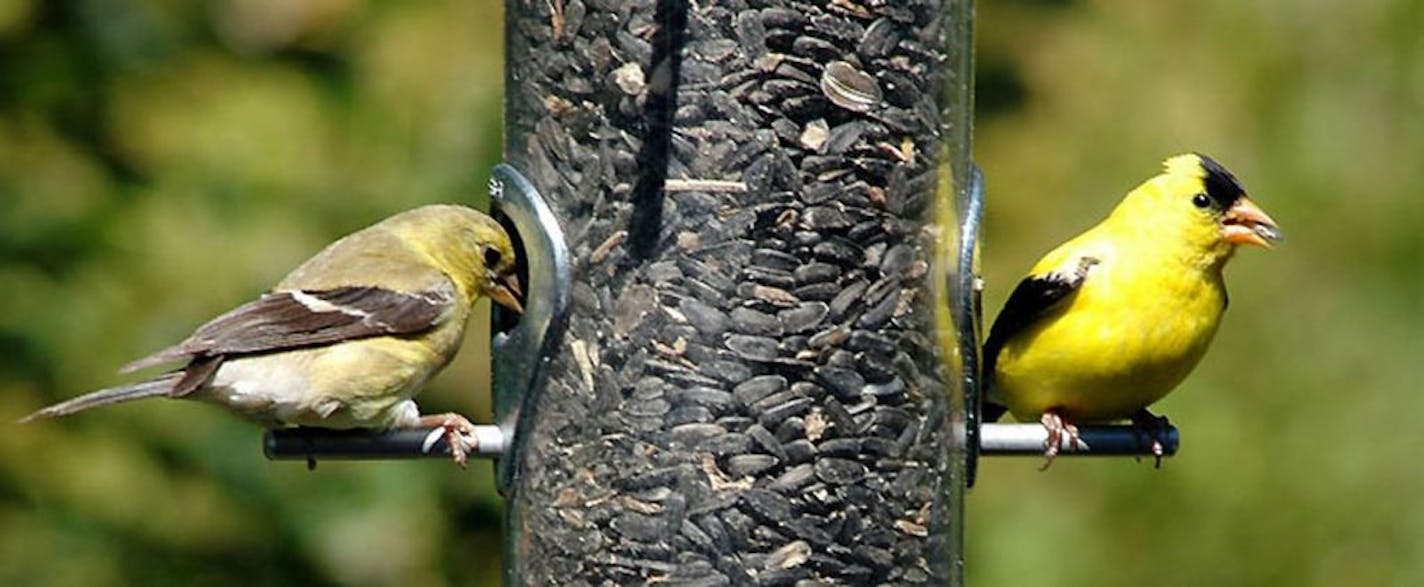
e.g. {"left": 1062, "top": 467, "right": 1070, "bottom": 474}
{"left": 726, "top": 454, "right": 780, "bottom": 478}
{"left": 815, "top": 457, "right": 869, "bottom": 485}
{"left": 725, "top": 334, "right": 779, "bottom": 361}
{"left": 820, "top": 61, "right": 883, "bottom": 113}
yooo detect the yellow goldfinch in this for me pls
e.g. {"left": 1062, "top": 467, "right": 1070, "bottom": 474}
{"left": 982, "top": 154, "right": 1281, "bottom": 465}
{"left": 22, "top": 204, "right": 522, "bottom": 466}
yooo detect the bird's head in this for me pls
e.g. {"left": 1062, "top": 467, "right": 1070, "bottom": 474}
{"left": 1114, "top": 153, "right": 1282, "bottom": 263}
{"left": 469, "top": 221, "right": 524, "bottom": 315}
{"left": 395, "top": 205, "right": 524, "bottom": 313}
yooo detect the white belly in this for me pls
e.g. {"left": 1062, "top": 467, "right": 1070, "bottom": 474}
{"left": 203, "top": 353, "right": 327, "bottom": 426}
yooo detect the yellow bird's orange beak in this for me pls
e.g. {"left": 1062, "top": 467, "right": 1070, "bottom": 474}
{"left": 486, "top": 273, "right": 524, "bottom": 314}
{"left": 1221, "top": 197, "right": 1283, "bottom": 248}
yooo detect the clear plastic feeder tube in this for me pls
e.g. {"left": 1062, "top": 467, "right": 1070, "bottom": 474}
{"left": 500, "top": 1, "right": 975, "bottom": 583}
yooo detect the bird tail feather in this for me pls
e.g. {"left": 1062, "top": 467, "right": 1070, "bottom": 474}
{"left": 19, "top": 373, "right": 182, "bottom": 423}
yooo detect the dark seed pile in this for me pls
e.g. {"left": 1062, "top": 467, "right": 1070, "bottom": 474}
{"left": 506, "top": 1, "right": 958, "bottom": 584}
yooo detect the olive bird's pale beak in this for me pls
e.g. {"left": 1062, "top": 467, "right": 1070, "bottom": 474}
{"left": 1221, "top": 197, "right": 1283, "bottom": 248}
{"left": 486, "top": 273, "right": 523, "bottom": 314}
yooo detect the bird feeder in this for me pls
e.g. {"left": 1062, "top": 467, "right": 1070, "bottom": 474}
{"left": 263, "top": 1, "right": 1176, "bottom": 584}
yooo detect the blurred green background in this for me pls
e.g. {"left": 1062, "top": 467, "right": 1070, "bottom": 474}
{"left": 0, "top": 1, "right": 1418, "bottom": 585}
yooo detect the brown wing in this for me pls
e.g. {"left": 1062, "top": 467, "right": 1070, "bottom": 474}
{"left": 121, "top": 283, "right": 457, "bottom": 374}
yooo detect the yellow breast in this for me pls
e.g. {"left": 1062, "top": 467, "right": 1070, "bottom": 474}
{"left": 995, "top": 249, "right": 1227, "bottom": 422}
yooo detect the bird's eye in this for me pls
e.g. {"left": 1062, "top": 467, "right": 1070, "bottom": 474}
{"left": 483, "top": 246, "right": 503, "bottom": 268}
{"left": 1191, "top": 193, "right": 1211, "bottom": 209}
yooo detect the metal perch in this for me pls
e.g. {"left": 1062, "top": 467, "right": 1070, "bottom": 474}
{"left": 978, "top": 423, "right": 1179, "bottom": 457}
{"left": 264, "top": 426, "right": 506, "bottom": 463}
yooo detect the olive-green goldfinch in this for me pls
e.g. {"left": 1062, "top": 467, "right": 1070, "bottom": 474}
{"left": 22, "top": 204, "right": 523, "bottom": 466}
{"left": 982, "top": 154, "right": 1281, "bottom": 465}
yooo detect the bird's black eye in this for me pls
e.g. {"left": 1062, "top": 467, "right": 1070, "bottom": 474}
{"left": 483, "top": 246, "right": 503, "bottom": 268}
{"left": 1191, "top": 193, "right": 1212, "bottom": 209}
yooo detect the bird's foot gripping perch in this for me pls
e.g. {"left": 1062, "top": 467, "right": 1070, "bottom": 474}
{"left": 414, "top": 412, "right": 480, "bottom": 467}
{"left": 1131, "top": 409, "right": 1172, "bottom": 469}
{"left": 1039, "top": 410, "right": 1083, "bottom": 470}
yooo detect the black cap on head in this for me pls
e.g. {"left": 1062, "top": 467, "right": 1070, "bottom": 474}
{"left": 1196, "top": 153, "right": 1246, "bottom": 208}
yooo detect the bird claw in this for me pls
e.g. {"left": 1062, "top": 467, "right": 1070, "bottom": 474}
{"left": 1039, "top": 411, "right": 1082, "bottom": 470}
{"left": 416, "top": 412, "right": 479, "bottom": 468}
{"left": 1131, "top": 410, "right": 1171, "bottom": 469}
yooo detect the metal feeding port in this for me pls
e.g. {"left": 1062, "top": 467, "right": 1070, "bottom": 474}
{"left": 263, "top": 164, "right": 570, "bottom": 469}
{"left": 487, "top": 163, "right": 573, "bottom": 493}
